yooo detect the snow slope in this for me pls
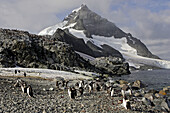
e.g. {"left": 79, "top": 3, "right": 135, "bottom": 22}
{"left": 0, "top": 68, "right": 93, "bottom": 80}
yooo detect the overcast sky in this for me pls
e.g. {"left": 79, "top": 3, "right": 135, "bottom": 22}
{"left": 0, "top": 0, "right": 170, "bottom": 60}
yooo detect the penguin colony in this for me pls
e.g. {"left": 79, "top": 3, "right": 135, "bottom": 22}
{"left": 12, "top": 76, "right": 170, "bottom": 112}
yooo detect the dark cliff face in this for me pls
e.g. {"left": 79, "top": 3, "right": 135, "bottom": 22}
{"left": 0, "top": 29, "right": 96, "bottom": 71}
{"left": 62, "top": 5, "right": 160, "bottom": 59}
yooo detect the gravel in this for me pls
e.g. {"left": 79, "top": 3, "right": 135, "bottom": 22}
{"left": 0, "top": 76, "right": 168, "bottom": 113}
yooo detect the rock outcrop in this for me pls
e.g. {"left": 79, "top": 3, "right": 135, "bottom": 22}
{"left": 0, "top": 29, "right": 95, "bottom": 72}
{"left": 90, "top": 56, "right": 131, "bottom": 75}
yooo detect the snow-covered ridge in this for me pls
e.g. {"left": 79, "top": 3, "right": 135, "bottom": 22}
{"left": 69, "top": 28, "right": 137, "bottom": 55}
{"left": 38, "top": 21, "right": 67, "bottom": 35}
{"left": 38, "top": 21, "right": 77, "bottom": 36}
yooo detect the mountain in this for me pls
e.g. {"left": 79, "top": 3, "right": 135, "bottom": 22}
{"left": 39, "top": 4, "right": 170, "bottom": 69}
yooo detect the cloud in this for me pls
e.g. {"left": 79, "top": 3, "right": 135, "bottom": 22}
{"left": 0, "top": 0, "right": 170, "bottom": 60}
{"left": 0, "top": 0, "right": 81, "bottom": 33}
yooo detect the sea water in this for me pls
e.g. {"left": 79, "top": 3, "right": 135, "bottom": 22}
{"left": 116, "top": 69, "right": 170, "bottom": 90}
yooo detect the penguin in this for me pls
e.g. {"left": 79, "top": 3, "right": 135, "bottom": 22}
{"left": 68, "top": 87, "right": 72, "bottom": 99}
{"left": 62, "top": 80, "right": 65, "bottom": 87}
{"left": 121, "top": 89, "right": 132, "bottom": 98}
{"left": 27, "top": 85, "right": 34, "bottom": 97}
{"left": 21, "top": 83, "right": 27, "bottom": 93}
{"left": 65, "top": 80, "right": 69, "bottom": 88}
{"left": 56, "top": 81, "right": 60, "bottom": 89}
{"left": 89, "top": 81, "right": 94, "bottom": 93}
{"left": 68, "top": 87, "right": 76, "bottom": 99}
{"left": 72, "top": 87, "right": 77, "bottom": 97}
{"left": 79, "top": 87, "right": 84, "bottom": 96}
{"left": 96, "top": 83, "right": 101, "bottom": 92}
{"left": 18, "top": 70, "right": 21, "bottom": 73}
{"left": 122, "top": 96, "right": 131, "bottom": 110}
{"left": 15, "top": 70, "right": 17, "bottom": 74}
{"left": 110, "top": 87, "right": 114, "bottom": 97}
{"left": 79, "top": 80, "right": 84, "bottom": 88}
{"left": 14, "top": 79, "right": 21, "bottom": 87}
{"left": 24, "top": 72, "right": 26, "bottom": 77}
{"left": 88, "top": 83, "right": 93, "bottom": 93}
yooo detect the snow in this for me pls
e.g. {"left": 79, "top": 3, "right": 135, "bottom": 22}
{"left": 0, "top": 68, "right": 92, "bottom": 80}
{"left": 69, "top": 28, "right": 170, "bottom": 69}
{"left": 38, "top": 21, "right": 68, "bottom": 35}
{"left": 122, "top": 52, "right": 170, "bottom": 69}
{"left": 69, "top": 28, "right": 137, "bottom": 55}
{"left": 72, "top": 6, "right": 82, "bottom": 13}
{"left": 38, "top": 21, "right": 77, "bottom": 36}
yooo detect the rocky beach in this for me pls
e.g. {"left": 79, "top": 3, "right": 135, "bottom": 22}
{"left": 0, "top": 69, "right": 169, "bottom": 113}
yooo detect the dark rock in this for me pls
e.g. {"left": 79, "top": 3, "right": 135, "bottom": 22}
{"left": 0, "top": 28, "right": 96, "bottom": 72}
{"left": 90, "top": 56, "right": 130, "bottom": 75}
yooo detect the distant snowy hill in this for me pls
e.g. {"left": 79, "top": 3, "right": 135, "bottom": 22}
{"left": 39, "top": 4, "right": 170, "bottom": 69}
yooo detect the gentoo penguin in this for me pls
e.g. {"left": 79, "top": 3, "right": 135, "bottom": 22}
{"left": 68, "top": 87, "right": 72, "bottom": 99}
{"left": 14, "top": 79, "right": 21, "bottom": 87}
{"left": 88, "top": 82, "right": 94, "bottom": 93}
{"left": 72, "top": 87, "right": 77, "bottom": 97}
{"left": 65, "top": 80, "right": 69, "bottom": 88}
{"left": 62, "top": 80, "right": 65, "bottom": 87}
{"left": 24, "top": 72, "right": 26, "bottom": 77}
{"left": 122, "top": 97, "right": 131, "bottom": 110}
{"left": 21, "top": 83, "right": 27, "bottom": 93}
{"left": 79, "top": 80, "right": 84, "bottom": 88}
{"left": 18, "top": 70, "right": 21, "bottom": 73}
{"left": 96, "top": 83, "right": 101, "bottom": 91}
{"left": 121, "top": 89, "right": 132, "bottom": 98}
{"left": 27, "top": 85, "right": 34, "bottom": 97}
{"left": 79, "top": 87, "right": 84, "bottom": 96}
{"left": 14, "top": 70, "right": 18, "bottom": 75}
{"left": 110, "top": 87, "right": 114, "bottom": 97}
{"left": 56, "top": 81, "right": 60, "bottom": 89}
{"left": 68, "top": 87, "right": 76, "bottom": 99}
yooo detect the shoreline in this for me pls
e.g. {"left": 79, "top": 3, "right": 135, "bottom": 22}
{"left": 0, "top": 69, "right": 169, "bottom": 112}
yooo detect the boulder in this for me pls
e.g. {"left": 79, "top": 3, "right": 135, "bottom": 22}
{"left": 132, "top": 80, "right": 145, "bottom": 89}
{"left": 161, "top": 98, "right": 170, "bottom": 112}
{"left": 163, "top": 86, "right": 170, "bottom": 93}
{"left": 159, "top": 90, "right": 167, "bottom": 96}
{"left": 90, "top": 56, "right": 131, "bottom": 76}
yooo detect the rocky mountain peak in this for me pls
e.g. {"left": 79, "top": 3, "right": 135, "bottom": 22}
{"left": 63, "top": 5, "right": 126, "bottom": 38}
